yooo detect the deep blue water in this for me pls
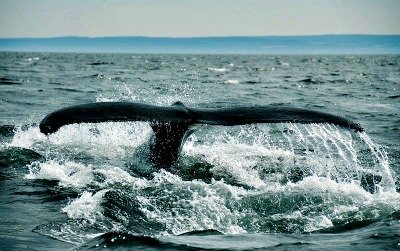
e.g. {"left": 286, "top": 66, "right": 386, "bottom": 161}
{"left": 0, "top": 52, "right": 399, "bottom": 250}
{"left": 1, "top": 35, "right": 400, "bottom": 54}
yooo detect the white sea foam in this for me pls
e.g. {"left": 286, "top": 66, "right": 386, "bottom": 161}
{"left": 184, "top": 131, "right": 292, "bottom": 188}
{"left": 26, "top": 57, "right": 40, "bottom": 61}
{"left": 9, "top": 122, "right": 152, "bottom": 160}
{"left": 8, "top": 126, "right": 46, "bottom": 149}
{"left": 9, "top": 117, "right": 399, "bottom": 236}
{"left": 139, "top": 170, "right": 247, "bottom": 235}
{"left": 26, "top": 158, "right": 148, "bottom": 190}
{"left": 207, "top": 67, "right": 228, "bottom": 73}
{"left": 20, "top": 57, "right": 40, "bottom": 65}
{"left": 183, "top": 123, "right": 397, "bottom": 195}
{"left": 62, "top": 190, "right": 108, "bottom": 223}
{"left": 96, "top": 166, "right": 149, "bottom": 188}
{"left": 304, "top": 215, "right": 333, "bottom": 232}
{"left": 26, "top": 160, "right": 93, "bottom": 188}
{"left": 46, "top": 122, "right": 152, "bottom": 159}
{"left": 130, "top": 170, "right": 400, "bottom": 235}
{"left": 224, "top": 79, "right": 239, "bottom": 84}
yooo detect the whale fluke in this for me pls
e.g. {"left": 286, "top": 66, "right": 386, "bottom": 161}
{"left": 189, "top": 106, "right": 363, "bottom": 132}
{"left": 40, "top": 101, "right": 363, "bottom": 168}
{"left": 39, "top": 102, "right": 192, "bottom": 135}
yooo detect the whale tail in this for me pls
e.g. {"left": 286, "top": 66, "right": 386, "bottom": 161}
{"left": 39, "top": 101, "right": 363, "bottom": 168}
{"left": 149, "top": 102, "right": 194, "bottom": 168}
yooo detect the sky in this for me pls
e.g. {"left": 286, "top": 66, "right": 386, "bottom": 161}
{"left": 0, "top": 0, "right": 399, "bottom": 38}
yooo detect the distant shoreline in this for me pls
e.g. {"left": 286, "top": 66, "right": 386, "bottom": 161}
{"left": 1, "top": 35, "right": 399, "bottom": 54}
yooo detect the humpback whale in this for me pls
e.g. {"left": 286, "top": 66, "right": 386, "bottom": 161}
{"left": 40, "top": 101, "right": 363, "bottom": 168}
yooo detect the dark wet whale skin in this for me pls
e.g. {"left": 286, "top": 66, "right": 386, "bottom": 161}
{"left": 40, "top": 101, "right": 363, "bottom": 168}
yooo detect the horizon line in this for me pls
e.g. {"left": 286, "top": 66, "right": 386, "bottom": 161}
{"left": 1, "top": 34, "right": 400, "bottom": 40}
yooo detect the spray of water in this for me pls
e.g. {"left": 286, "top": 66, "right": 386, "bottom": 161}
{"left": 5, "top": 121, "right": 399, "bottom": 244}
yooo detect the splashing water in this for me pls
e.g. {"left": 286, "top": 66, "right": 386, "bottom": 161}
{"left": 6, "top": 120, "right": 398, "bottom": 245}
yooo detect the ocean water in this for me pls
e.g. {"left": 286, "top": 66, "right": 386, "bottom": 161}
{"left": 0, "top": 52, "right": 399, "bottom": 250}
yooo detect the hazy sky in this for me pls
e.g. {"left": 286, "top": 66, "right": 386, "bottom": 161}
{"left": 0, "top": 0, "right": 399, "bottom": 38}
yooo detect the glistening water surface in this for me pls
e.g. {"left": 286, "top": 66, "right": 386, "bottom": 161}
{"left": 0, "top": 52, "right": 399, "bottom": 250}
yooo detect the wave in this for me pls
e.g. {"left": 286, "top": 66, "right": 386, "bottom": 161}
{"left": 8, "top": 121, "right": 397, "bottom": 245}
{"left": 244, "top": 80, "right": 261, "bottom": 84}
{"left": 299, "top": 78, "right": 320, "bottom": 84}
{"left": 79, "top": 232, "right": 209, "bottom": 250}
{"left": 2, "top": 53, "right": 399, "bottom": 250}
{"left": 0, "top": 77, "right": 22, "bottom": 85}
{"left": 0, "top": 146, "right": 43, "bottom": 170}
{"left": 224, "top": 79, "right": 239, "bottom": 84}
{"left": 207, "top": 68, "right": 228, "bottom": 73}
{"left": 53, "top": 87, "right": 84, "bottom": 93}
{"left": 0, "top": 125, "right": 15, "bottom": 137}
{"left": 88, "top": 62, "right": 114, "bottom": 66}
{"left": 44, "top": 214, "right": 400, "bottom": 250}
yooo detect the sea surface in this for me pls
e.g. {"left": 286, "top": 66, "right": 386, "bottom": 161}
{"left": 0, "top": 52, "right": 399, "bottom": 250}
